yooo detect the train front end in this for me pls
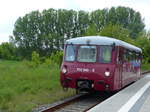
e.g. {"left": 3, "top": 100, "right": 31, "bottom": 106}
{"left": 60, "top": 36, "right": 117, "bottom": 92}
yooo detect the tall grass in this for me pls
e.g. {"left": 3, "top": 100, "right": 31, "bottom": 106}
{"left": 0, "top": 60, "right": 75, "bottom": 112}
{"left": 141, "top": 63, "right": 150, "bottom": 71}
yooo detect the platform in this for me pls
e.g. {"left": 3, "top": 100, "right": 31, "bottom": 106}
{"left": 88, "top": 74, "right": 150, "bottom": 112}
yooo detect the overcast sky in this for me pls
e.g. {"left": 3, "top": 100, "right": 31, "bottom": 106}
{"left": 0, "top": 0, "right": 150, "bottom": 44}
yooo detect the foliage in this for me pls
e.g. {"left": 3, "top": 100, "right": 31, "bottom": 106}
{"left": 12, "top": 6, "right": 144, "bottom": 59}
{"left": 50, "top": 51, "right": 63, "bottom": 66}
{"left": 44, "top": 58, "right": 52, "bottom": 67}
{"left": 142, "top": 63, "right": 150, "bottom": 70}
{"left": 85, "top": 24, "right": 98, "bottom": 36}
{"left": 0, "top": 42, "right": 17, "bottom": 60}
{"left": 31, "top": 51, "right": 40, "bottom": 67}
{"left": 107, "top": 6, "right": 145, "bottom": 38}
{"left": 135, "top": 32, "right": 150, "bottom": 64}
{"left": 0, "top": 60, "right": 75, "bottom": 112}
{"left": 99, "top": 24, "right": 135, "bottom": 44}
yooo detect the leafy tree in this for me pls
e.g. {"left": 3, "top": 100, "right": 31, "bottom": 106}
{"left": 85, "top": 24, "right": 97, "bottom": 36}
{"left": 0, "top": 42, "right": 17, "bottom": 60}
{"left": 99, "top": 24, "right": 131, "bottom": 41}
{"left": 13, "top": 11, "right": 42, "bottom": 58}
{"left": 90, "top": 9, "right": 108, "bottom": 31}
{"left": 107, "top": 6, "right": 145, "bottom": 38}
{"left": 12, "top": 7, "right": 145, "bottom": 59}
{"left": 77, "top": 10, "right": 90, "bottom": 36}
{"left": 90, "top": 7, "right": 145, "bottom": 38}
{"left": 135, "top": 31, "right": 150, "bottom": 63}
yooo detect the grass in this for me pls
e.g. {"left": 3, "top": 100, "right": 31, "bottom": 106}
{"left": 141, "top": 63, "right": 150, "bottom": 71}
{"left": 0, "top": 60, "right": 75, "bottom": 112}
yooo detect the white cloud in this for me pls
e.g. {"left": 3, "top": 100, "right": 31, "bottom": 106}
{"left": 0, "top": 0, "right": 150, "bottom": 43}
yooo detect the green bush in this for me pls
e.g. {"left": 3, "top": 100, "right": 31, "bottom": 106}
{"left": 50, "top": 51, "right": 63, "bottom": 66}
{"left": 40, "top": 57, "right": 46, "bottom": 63}
{"left": 0, "top": 42, "right": 16, "bottom": 60}
{"left": 44, "top": 58, "right": 52, "bottom": 67}
{"left": 31, "top": 51, "right": 40, "bottom": 67}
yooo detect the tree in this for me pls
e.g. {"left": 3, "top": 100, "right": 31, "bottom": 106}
{"left": 90, "top": 9, "right": 108, "bottom": 32}
{"left": 107, "top": 6, "right": 145, "bottom": 38}
{"left": 85, "top": 24, "right": 97, "bottom": 36}
{"left": 0, "top": 42, "right": 16, "bottom": 60}
{"left": 13, "top": 7, "right": 145, "bottom": 59}
{"left": 13, "top": 11, "right": 42, "bottom": 58}
{"left": 99, "top": 24, "right": 135, "bottom": 44}
{"left": 135, "top": 31, "right": 150, "bottom": 63}
{"left": 89, "top": 6, "right": 145, "bottom": 38}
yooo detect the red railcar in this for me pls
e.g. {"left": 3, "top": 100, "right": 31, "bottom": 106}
{"left": 60, "top": 36, "right": 142, "bottom": 92}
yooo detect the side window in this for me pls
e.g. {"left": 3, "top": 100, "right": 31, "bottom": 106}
{"left": 99, "top": 46, "right": 112, "bottom": 63}
{"left": 65, "top": 45, "right": 76, "bottom": 61}
{"left": 133, "top": 52, "right": 136, "bottom": 61}
{"left": 137, "top": 53, "right": 142, "bottom": 65}
{"left": 123, "top": 50, "right": 131, "bottom": 62}
{"left": 127, "top": 51, "right": 131, "bottom": 61}
{"left": 123, "top": 50, "right": 128, "bottom": 61}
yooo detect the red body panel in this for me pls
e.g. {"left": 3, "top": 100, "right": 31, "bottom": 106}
{"left": 61, "top": 62, "right": 116, "bottom": 91}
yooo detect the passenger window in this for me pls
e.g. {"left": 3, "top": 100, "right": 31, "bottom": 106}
{"left": 77, "top": 46, "right": 96, "bottom": 62}
{"left": 127, "top": 51, "right": 130, "bottom": 61}
{"left": 65, "top": 45, "right": 76, "bottom": 61}
{"left": 123, "top": 50, "right": 128, "bottom": 61}
{"left": 99, "top": 46, "right": 112, "bottom": 63}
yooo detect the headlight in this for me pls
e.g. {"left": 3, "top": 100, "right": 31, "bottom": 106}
{"left": 62, "top": 67, "right": 67, "bottom": 74}
{"left": 105, "top": 71, "right": 110, "bottom": 77}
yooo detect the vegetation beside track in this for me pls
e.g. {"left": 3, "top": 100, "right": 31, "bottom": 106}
{"left": 142, "top": 63, "right": 150, "bottom": 71}
{"left": 0, "top": 60, "right": 75, "bottom": 112}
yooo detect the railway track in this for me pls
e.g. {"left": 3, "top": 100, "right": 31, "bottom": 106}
{"left": 142, "top": 70, "right": 150, "bottom": 75}
{"left": 34, "top": 71, "right": 150, "bottom": 112}
{"left": 40, "top": 92, "right": 112, "bottom": 112}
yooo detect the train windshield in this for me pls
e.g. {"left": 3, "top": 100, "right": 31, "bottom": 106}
{"left": 99, "top": 46, "right": 112, "bottom": 63}
{"left": 77, "top": 46, "right": 96, "bottom": 62}
{"left": 65, "top": 45, "right": 76, "bottom": 61}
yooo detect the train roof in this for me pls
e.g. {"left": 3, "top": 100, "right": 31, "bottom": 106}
{"left": 65, "top": 36, "right": 142, "bottom": 53}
